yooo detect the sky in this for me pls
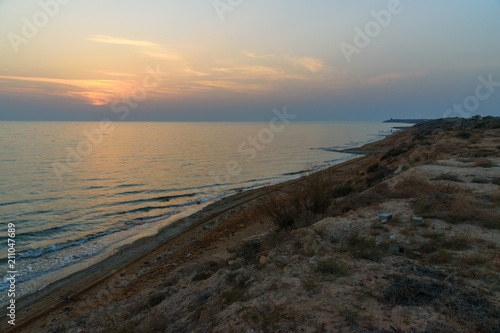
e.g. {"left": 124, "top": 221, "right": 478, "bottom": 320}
{"left": 0, "top": 0, "right": 499, "bottom": 121}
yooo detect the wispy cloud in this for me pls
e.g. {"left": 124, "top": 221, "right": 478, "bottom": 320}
{"left": 243, "top": 51, "right": 275, "bottom": 59}
{"left": 363, "top": 71, "right": 426, "bottom": 85}
{"left": 287, "top": 57, "right": 325, "bottom": 73}
{"left": 93, "top": 71, "right": 138, "bottom": 78}
{"left": 87, "top": 34, "right": 181, "bottom": 61}
{"left": 87, "top": 35, "right": 159, "bottom": 48}
{"left": 0, "top": 75, "right": 133, "bottom": 105}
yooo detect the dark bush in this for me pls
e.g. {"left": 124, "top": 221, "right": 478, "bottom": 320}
{"left": 456, "top": 131, "right": 471, "bottom": 139}
{"left": 314, "top": 259, "right": 350, "bottom": 276}
{"left": 366, "top": 167, "right": 392, "bottom": 186}
{"left": 381, "top": 147, "right": 406, "bottom": 160}
{"left": 367, "top": 163, "right": 379, "bottom": 173}
{"left": 263, "top": 193, "right": 302, "bottom": 230}
{"left": 331, "top": 184, "right": 355, "bottom": 198}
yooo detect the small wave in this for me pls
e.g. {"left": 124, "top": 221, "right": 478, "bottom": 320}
{"left": 114, "top": 201, "right": 195, "bottom": 216}
{"left": 16, "top": 237, "right": 92, "bottom": 260}
{"left": 281, "top": 170, "right": 306, "bottom": 176}
{"left": 0, "top": 196, "right": 61, "bottom": 207}
{"left": 84, "top": 185, "right": 107, "bottom": 190}
{"left": 96, "top": 192, "right": 198, "bottom": 209}
{"left": 115, "top": 183, "right": 145, "bottom": 189}
{"left": 17, "top": 225, "right": 68, "bottom": 238}
{"left": 18, "top": 209, "right": 52, "bottom": 217}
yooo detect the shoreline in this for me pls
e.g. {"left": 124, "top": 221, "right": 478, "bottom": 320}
{"left": 5, "top": 127, "right": 402, "bottom": 332}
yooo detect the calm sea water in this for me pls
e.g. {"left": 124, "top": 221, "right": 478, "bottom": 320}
{"left": 0, "top": 121, "right": 400, "bottom": 299}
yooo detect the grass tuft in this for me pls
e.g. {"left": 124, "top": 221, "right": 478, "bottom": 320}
{"left": 314, "top": 258, "right": 351, "bottom": 276}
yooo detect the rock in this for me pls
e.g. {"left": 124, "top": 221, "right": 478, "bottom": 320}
{"left": 389, "top": 244, "right": 405, "bottom": 256}
{"left": 259, "top": 256, "right": 267, "bottom": 265}
{"left": 229, "top": 257, "right": 245, "bottom": 268}
{"left": 394, "top": 165, "right": 404, "bottom": 174}
{"left": 309, "top": 256, "right": 319, "bottom": 264}
{"left": 412, "top": 217, "right": 424, "bottom": 226}
{"left": 281, "top": 276, "right": 301, "bottom": 287}
{"left": 379, "top": 213, "right": 392, "bottom": 223}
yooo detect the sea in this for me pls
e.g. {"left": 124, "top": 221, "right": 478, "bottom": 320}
{"left": 0, "top": 121, "right": 405, "bottom": 302}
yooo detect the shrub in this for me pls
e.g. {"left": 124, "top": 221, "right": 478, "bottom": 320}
{"left": 330, "top": 184, "right": 355, "bottom": 198}
{"left": 230, "top": 238, "right": 262, "bottom": 260}
{"left": 192, "top": 271, "right": 213, "bottom": 282}
{"left": 456, "top": 131, "right": 471, "bottom": 139}
{"left": 367, "top": 163, "right": 380, "bottom": 173}
{"left": 381, "top": 146, "right": 406, "bottom": 160}
{"left": 427, "top": 250, "right": 454, "bottom": 265}
{"left": 471, "top": 177, "right": 489, "bottom": 184}
{"left": 334, "top": 188, "right": 385, "bottom": 215}
{"left": 456, "top": 253, "right": 489, "bottom": 266}
{"left": 442, "top": 235, "right": 472, "bottom": 251}
{"left": 147, "top": 293, "right": 166, "bottom": 308}
{"left": 263, "top": 193, "right": 302, "bottom": 230}
{"left": 365, "top": 167, "right": 392, "bottom": 186}
{"left": 431, "top": 173, "right": 463, "bottom": 183}
{"left": 475, "top": 158, "right": 494, "bottom": 168}
{"left": 314, "top": 259, "right": 351, "bottom": 276}
{"left": 383, "top": 275, "right": 445, "bottom": 306}
{"left": 302, "top": 165, "right": 333, "bottom": 214}
{"left": 344, "top": 233, "right": 386, "bottom": 262}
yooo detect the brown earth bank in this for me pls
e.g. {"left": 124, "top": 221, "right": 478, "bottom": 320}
{"left": 6, "top": 116, "right": 500, "bottom": 333}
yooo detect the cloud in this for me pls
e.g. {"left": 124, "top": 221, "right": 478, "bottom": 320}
{"left": 0, "top": 75, "right": 133, "bottom": 106}
{"left": 87, "top": 34, "right": 181, "bottom": 61}
{"left": 363, "top": 71, "right": 426, "bottom": 85}
{"left": 243, "top": 51, "right": 276, "bottom": 59}
{"left": 87, "top": 35, "right": 159, "bottom": 48}
{"left": 288, "top": 57, "right": 325, "bottom": 73}
{"left": 93, "top": 71, "right": 138, "bottom": 78}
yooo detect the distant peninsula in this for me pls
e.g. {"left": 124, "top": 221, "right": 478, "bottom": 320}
{"left": 383, "top": 118, "right": 433, "bottom": 124}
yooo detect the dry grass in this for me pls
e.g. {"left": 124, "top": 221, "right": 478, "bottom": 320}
{"left": 243, "top": 302, "right": 288, "bottom": 331}
{"left": 441, "top": 235, "right": 473, "bottom": 251}
{"left": 343, "top": 233, "right": 388, "bottom": 262}
{"left": 455, "top": 253, "right": 490, "bottom": 267}
{"left": 474, "top": 158, "right": 494, "bottom": 168}
{"left": 408, "top": 185, "right": 499, "bottom": 229}
{"left": 314, "top": 258, "right": 351, "bottom": 276}
{"left": 301, "top": 164, "right": 334, "bottom": 214}
{"left": 263, "top": 192, "right": 303, "bottom": 230}
{"left": 431, "top": 173, "right": 463, "bottom": 182}
{"left": 383, "top": 273, "right": 500, "bottom": 331}
{"left": 426, "top": 250, "right": 454, "bottom": 265}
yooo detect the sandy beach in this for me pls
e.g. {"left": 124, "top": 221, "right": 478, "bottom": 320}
{"left": 5, "top": 117, "right": 500, "bottom": 333}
